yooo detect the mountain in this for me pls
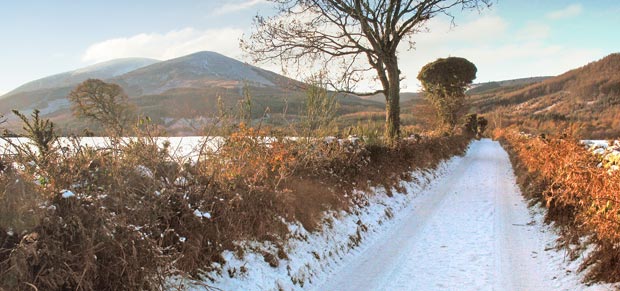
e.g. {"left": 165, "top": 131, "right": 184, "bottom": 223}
{"left": 2, "top": 58, "right": 160, "bottom": 98}
{"left": 114, "top": 51, "right": 301, "bottom": 96}
{"left": 0, "top": 51, "right": 383, "bottom": 135}
{"left": 469, "top": 53, "right": 620, "bottom": 138}
{"left": 0, "top": 52, "right": 305, "bottom": 118}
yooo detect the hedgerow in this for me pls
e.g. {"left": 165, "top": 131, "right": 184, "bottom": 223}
{"left": 0, "top": 119, "right": 471, "bottom": 290}
{"left": 496, "top": 127, "right": 620, "bottom": 283}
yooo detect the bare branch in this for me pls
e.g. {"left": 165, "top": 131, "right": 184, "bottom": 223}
{"left": 336, "top": 89, "right": 385, "bottom": 96}
{"left": 244, "top": 0, "right": 492, "bottom": 140}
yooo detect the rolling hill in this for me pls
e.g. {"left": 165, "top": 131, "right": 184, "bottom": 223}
{"left": 469, "top": 53, "right": 620, "bottom": 138}
{"left": 466, "top": 76, "right": 551, "bottom": 95}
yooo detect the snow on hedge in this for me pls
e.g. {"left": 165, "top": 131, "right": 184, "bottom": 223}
{"left": 583, "top": 140, "right": 620, "bottom": 172}
{"left": 174, "top": 156, "right": 461, "bottom": 291}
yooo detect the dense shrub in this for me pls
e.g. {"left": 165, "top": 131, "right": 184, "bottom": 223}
{"left": 0, "top": 124, "right": 471, "bottom": 290}
{"left": 496, "top": 128, "right": 620, "bottom": 283}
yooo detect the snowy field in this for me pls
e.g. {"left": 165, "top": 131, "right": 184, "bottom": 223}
{"left": 0, "top": 136, "right": 223, "bottom": 160}
{"left": 0, "top": 135, "right": 357, "bottom": 160}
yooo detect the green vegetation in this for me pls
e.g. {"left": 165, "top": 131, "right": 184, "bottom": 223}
{"left": 11, "top": 109, "right": 57, "bottom": 157}
{"left": 464, "top": 113, "right": 488, "bottom": 139}
{"left": 418, "top": 57, "right": 478, "bottom": 133}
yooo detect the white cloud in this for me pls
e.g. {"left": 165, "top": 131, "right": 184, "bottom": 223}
{"left": 78, "top": 11, "right": 605, "bottom": 94}
{"left": 398, "top": 38, "right": 604, "bottom": 91}
{"left": 414, "top": 15, "right": 508, "bottom": 46}
{"left": 253, "top": 11, "right": 604, "bottom": 92}
{"left": 516, "top": 22, "right": 551, "bottom": 40}
{"left": 388, "top": 14, "right": 509, "bottom": 90}
{"left": 213, "top": 0, "right": 268, "bottom": 15}
{"left": 394, "top": 14, "right": 602, "bottom": 91}
{"left": 82, "top": 27, "right": 244, "bottom": 63}
{"left": 547, "top": 4, "right": 583, "bottom": 20}
{"left": 260, "top": 13, "right": 510, "bottom": 92}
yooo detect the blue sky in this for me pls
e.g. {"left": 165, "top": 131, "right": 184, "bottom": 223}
{"left": 1, "top": 0, "right": 619, "bottom": 95}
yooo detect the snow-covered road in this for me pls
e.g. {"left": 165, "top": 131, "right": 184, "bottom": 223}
{"left": 311, "top": 139, "right": 610, "bottom": 291}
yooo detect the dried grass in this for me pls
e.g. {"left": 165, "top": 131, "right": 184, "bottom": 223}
{"left": 0, "top": 124, "right": 471, "bottom": 290}
{"left": 496, "top": 127, "right": 620, "bottom": 283}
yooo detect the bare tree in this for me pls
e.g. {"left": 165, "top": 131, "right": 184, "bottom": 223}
{"left": 243, "top": 0, "right": 491, "bottom": 142}
{"left": 68, "top": 79, "right": 135, "bottom": 136}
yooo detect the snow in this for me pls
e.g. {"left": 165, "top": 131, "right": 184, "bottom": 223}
{"left": 135, "top": 165, "right": 154, "bottom": 178}
{"left": 174, "top": 177, "right": 188, "bottom": 187}
{"left": 534, "top": 103, "right": 558, "bottom": 115}
{"left": 0, "top": 136, "right": 225, "bottom": 161}
{"left": 19, "top": 98, "right": 72, "bottom": 116}
{"left": 193, "top": 209, "right": 211, "bottom": 219}
{"left": 3, "top": 135, "right": 616, "bottom": 290}
{"left": 61, "top": 190, "right": 75, "bottom": 199}
{"left": 0, "top": 136, "right": 366, "bottom": 162}
{"left": 323, "top": 136, "right": 337, "bottom": 144}
{"left": 184, "top": 139, "right": 616, "bottom": 291}
{"left": 312, "top": 140, "right": 613, "bottom": 291}
{"left": 182, "top": 51, "right": 276, "bottom": 87}
{"left": 72, "top": 58, "right": 159, "bottom": 76}
{"left": 178, "top": 154, "right": 457, "bottom": 290}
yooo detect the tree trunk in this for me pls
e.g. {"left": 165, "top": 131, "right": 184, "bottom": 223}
{"left": 384, "top": 59, "right": 401, "bottom": 143}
